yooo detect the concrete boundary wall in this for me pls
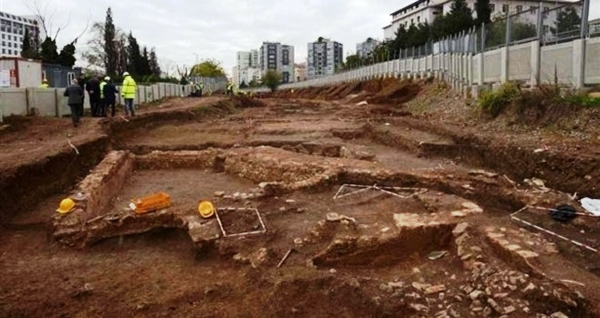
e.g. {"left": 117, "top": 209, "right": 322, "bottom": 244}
{"left": 245, "top": 37, "right": 600, "bottom": 94}
{"left": 0, "top": 83, "right": 194, "bottom": 118}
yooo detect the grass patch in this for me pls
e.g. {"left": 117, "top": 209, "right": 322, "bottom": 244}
{"left": 478, "top": 82, "right": 519, "bottom": 118}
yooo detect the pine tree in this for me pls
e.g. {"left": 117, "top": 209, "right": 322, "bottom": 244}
{"left": 141, "top": 47, "right": 151, "bottom": 76}
{"left": 149, "top": 48, "right": 161, "bottom": 77}
{"left": 126, "top": 32, "right": 142, "bottom": 77}
{"left": 21, "top": 28, "right": 37, "bottom": 58}
{"left": 39, "top": 37, "right": 59, "bottom": 64}
{"left": 103, "top": 8, "right": 118, "bottom": 78}
{"left": 57, "top": 43, "right": 76, "bottom": 67}
{"left": 474, "top": 0, "right": 491, "bottom": 25}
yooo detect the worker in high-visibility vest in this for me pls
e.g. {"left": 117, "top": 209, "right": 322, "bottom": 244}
{"left": 39, "top": 79, "right": 49, "bottom": 89}
{"left": 121, "top": 72, "right": 137, "bottom": 117}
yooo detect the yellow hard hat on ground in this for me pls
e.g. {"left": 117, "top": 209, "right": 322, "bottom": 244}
{"left": 198, "top": 200, "right": 215, "bottom": 218}
{"left": 56, "top": 198, "right": 76, "bottom": 214}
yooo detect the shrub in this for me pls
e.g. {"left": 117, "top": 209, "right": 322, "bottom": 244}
{"left": 478, "top": 82, "right": 519, "bottom": 118}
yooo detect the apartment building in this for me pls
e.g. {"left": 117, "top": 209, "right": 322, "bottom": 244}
{"left": 590, "top": 18, "right": 600, "bottom": 35}
{"left": 356, "top": 38, "right": 381, "bottom": 57}
{"left": 259, "top": 42, "right": 295, "bottom": 83}
{"left": 307, "top": 37, "right": 343, "bottom": 80}
{"left": 0, "top": 11, "right": 40, "bottom": 57}
{"left": 233, "top": 50, "right": 261, "bottom": 87}
{"left": 294, "top": 63, "right": 307, "bottom": 82}
{"left": 383, "top": 0, "right": 581, "bottom": 40}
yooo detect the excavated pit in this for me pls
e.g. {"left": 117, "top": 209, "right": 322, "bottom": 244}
{"left": 5, "top": 96, "right": 600, "bottom": 317}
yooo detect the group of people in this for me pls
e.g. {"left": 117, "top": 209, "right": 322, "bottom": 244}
{"left": 63, "top": 72, "right": 138, "bottom": 127}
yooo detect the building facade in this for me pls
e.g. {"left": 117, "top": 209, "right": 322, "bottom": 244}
{"left": 0, "top": 11, "right": 40, "bottom": 58}
{"left": 259, "top": 42, "right": 295, "bottom": 84}
{"left": 383, "top": 0, "right": 581, "bottom": 40}
{"left": 307, "top": 37, "right": 343, "bottom": 80}
{"left": 590, "top": 18, "right": 600, "bottom": 35}
{"left": 294, "top": 63, "right": 307, "bottom": 82}
{"left": 233, "top": 50, "right": 262, "bottom": 87}
{"left": 356, "top": 38, "right": 381, "bottom": 57}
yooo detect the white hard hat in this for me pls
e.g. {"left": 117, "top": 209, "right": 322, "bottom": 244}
{"left": 104, "top": 76, "right": 110, "bottom": 81}
{"left": 123, "top": 72, "right": 130, "bottom": 76}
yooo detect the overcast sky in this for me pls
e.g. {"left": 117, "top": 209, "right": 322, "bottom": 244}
{"left": 1, "top": 0, "right": 597, "bottom": 77}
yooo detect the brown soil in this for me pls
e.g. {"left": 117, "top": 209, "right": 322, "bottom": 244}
{"left": 3, "top": 80, "right": 600, "bottom": 317}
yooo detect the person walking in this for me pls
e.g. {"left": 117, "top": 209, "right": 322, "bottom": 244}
{"left": 102, "top": 76, "right": 119, "bottom": 117}
{"left": 64, "top": 79, "right": 84, "bottom": 127}
{"left": 121, "top": 72, "right": 137, "bottom": 117}
{"left": 76, "top": 76, "right": 86, "bottom": 117}
{"left": 86, "top": 76, "right": 101, "bottom": 117}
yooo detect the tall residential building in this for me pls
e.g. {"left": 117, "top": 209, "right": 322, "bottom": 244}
{"left": 307, "top": 37, "right": 343, "bottom": 80}
{"left": 0, "top": 11, "right": 40, "bottom": 57}
{"left": 356, "top": 38, "right": 380, "bottom": 57}
{"left": 259, "top": 42, "right": 295, "bottom": 83}
{"left": 233, "top": 50, "right": 261, "bottom": 87}
{"left": 383, "top": 0, "right": 581, "bottom": 40}
{"left": 250, "top": 49, "right": 259, "bottom": 69}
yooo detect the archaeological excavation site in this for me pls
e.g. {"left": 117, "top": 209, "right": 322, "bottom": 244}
{"left": 3, "top": 79, "right": 600, "bottom": 317}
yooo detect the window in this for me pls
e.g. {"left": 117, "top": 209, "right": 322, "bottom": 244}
{"left": 417, "top": 16, "right": 420, "bottom": 23}
{"left": 1, "top": 34, "right": 4, "bottom": 39}
{"left": 502, "top": 4, "right": 509, "bottom": 13}
{"left": 544, "top": 25, "right": 549, "bottom": 33}
{"left": 530, "top": 6, "right": 537, "bottom": 14}
{"left": 490, "top": 4, "right": 495, "bottom": 12}
{"left": 1, "top": 49, "right": 4, "bottom": 54}
{"left": 411, "top": 18, "right": 414, "bottom": 25}
{"left": 8, "top": 49, "right": 11, "bottom": 55}
{"left": 516, "top": 5, "right": 522, "bottom": 13}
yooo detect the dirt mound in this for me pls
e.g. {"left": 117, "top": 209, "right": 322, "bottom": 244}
{"left": 367, "top": 80, "right": 421, "bottom": 105}
{"left": 232, "top": 95, "right": 266, "bottom": 108}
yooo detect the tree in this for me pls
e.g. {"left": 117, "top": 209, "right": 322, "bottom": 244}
{"left": 126, "top": 32, "right": 143, "bottom": 76}
{"left": 57, "top": 43, "right": 76, "bottom": 67}
{"left": 552, "top": 7, "right": 581, "bottom": 37}
{"left": 141, "top": 47, "right": 151, "bottom": 76}
{"left": 21, "top": 28, "right": 37, "bottom": 59}
{"left": 248, "top": 78, "right": 259, "bottom": 87}
{"left": 149, "top": 49, "right": 161, "bottom": 77}
{"left": 474, "top": 0, "right": 492, "bottom": 25}
{"left": 345, "top": 54, "right": 362, "bottom": 69}
{"left": 262, "top": 70, "right": 281, "bottom": 92}
{"left": 103, "top": 8, "right": 118, "bottom": 78}
{"left": 444, "top": 0, "right": 474, "bottom": 36}
{"left": 191, "top": 59, "right": 226, "bottom": 77}
{"left": 39, "top": 37, "right": 59, "bottom": 64}
{"left": 486, "top": 20, "right": 537, "bottom": 48}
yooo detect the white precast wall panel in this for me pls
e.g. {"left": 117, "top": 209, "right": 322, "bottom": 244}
{"left": 483, "top": 50, "right": 502, "bottom": 83}
{"left": 541, "top": 43, "right": 573, "bottom": 85}
{"left": 17, "top": 60, "right": 42, "bottom": 88}
{"left": 585, "top": 37, "right": 600, "bottom": 84}
{"left": 508, "top": 43, "right": 533, "bottom": 82}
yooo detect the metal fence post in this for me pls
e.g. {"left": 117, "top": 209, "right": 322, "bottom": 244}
{"left": 533, "top": 1, "right": 544, "bottom": 86}
{"left": 580, "top": 0, "right": 591, "bottom": 87}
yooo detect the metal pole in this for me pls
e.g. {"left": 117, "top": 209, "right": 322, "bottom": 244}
{"left": 581, "top": 0, "right": 590, "bottom": 39}
{"left": 535, "top": 1, "right": 544, "bottom": 86}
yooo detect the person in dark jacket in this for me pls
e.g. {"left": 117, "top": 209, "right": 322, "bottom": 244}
{"left": 64, "top": 79, "right": 84, "bottom": 127}
{"left": 76, "top": 76, "right": 85, "bottom": 117}
{"left": 102, "top": 76, "right": 119, "bottom": 117}
{"left": 86, "top": 76, "right": 101, "bottom": 117}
